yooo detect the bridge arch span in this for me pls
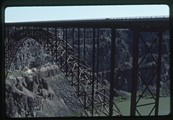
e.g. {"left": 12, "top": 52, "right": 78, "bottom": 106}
{"left": 5, "top": 29, "right": 61, "bottom": 72}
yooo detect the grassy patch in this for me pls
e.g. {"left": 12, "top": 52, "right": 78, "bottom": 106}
{"left": 45, "top": 73, "right": 67, "bottom": 82}
{"left": 6, "top": 70, "right": 27, "bottom": 78}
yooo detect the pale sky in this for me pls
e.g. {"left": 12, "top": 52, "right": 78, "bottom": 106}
{"left": 5, "top": 5, "right": 169, "bottom": 23}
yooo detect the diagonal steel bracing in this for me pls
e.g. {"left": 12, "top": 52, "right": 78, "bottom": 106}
{"left": 54, "top": 36, "right": 121, "bottom": 116}
{"left": 5, "top": 27, "right": 122, "bottom": 116}
{"left": 130, "top": 29, "right": 164, "bottom": 116}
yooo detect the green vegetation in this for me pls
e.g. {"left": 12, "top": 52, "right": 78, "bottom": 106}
{"left": 6, "top": 70, "right": 27, "bottom": 78}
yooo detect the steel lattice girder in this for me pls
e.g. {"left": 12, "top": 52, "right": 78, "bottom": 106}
{"left": 55, "top": 39, "right": 121, "bottom": 116}
{"left": 130, "top": 29, "right": 164, "bottom": 116}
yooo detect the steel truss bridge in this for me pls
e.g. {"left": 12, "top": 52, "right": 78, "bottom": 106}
{"left": 5, "top": 17, "right": 169, "bottom": 116}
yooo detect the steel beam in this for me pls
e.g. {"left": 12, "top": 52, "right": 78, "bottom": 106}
{"left": 130, "top": 28, "right": 139, "bottom": 116}
{"left": 109, "top": 28, "right": 116, "bottom": 116}
{"left": 84, "top": 28, "right": 86, "bottom": 61}
{"left": 72, "top": 28, "right": 75, "bottom": 49}
{"left": 77, "top": 28, "right": 80, "bottom": 96}
{"left": 65, "top": 28, "right": 68, "bottom": 75}
{"left": 96, "top": 28, "right": 100, "bottom": 89}
{"left": 91, "top": 28, "right": 96, "bottom": 116}
{"left": 5, "top": 18, "right": 169, "bottom": 28}
{"left": 155, "top": 31, "right": 162, "bottom": 115}
{"left": 55, "top": 28, "right": 58, "bottom": 62}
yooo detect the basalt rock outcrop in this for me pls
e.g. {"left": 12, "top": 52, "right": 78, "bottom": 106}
{"left": 5, "top": 64, "right": 72, "bottom": 117}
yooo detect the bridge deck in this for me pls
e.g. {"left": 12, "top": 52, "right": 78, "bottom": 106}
{"left": 5, "top": 17, "right": 169, "bottom": 28}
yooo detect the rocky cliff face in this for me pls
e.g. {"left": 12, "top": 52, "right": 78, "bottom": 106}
{"left": 6, "top": 38, "right": 84, "bottom": 117}
{"left": 5, "top": 65, "right": 75, "bottom": 117}
{"left": 10, "top": 38, "right": 54, "bottom": 71}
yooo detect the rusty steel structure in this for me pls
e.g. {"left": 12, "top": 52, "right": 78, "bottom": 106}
{"left": 5, "top": 17, "right": 169, "bottom": 116}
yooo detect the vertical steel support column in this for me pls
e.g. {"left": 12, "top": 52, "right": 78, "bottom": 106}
{"left": 55, "top": 28, "right": 58, "bottom": 62}
{"left": 65, "top": 28, "right": 68, "bottom": 75}
{"left": 77, "top": 28, "right": 80, "bottom": 96}
{"left": 46, "top": 27, "right": 50, "bottom": 55}
{"left": 48, "top": 28, "right": 53, "bottom": 56}
{"left": 130, "top": 29, "right": 140, "bottom": 116}
{"left": 47, "top": 27, "right": 49, "bottom": 53}
{"left": 155, "top": 31, "right": 162, "bottom": 115}
{"left": 84, "top": 28, "right": 86, "bottom": 61}
{"left": 96, "top": 28, "right": 100, "bottom": 89}
{"left": 61, "top": 28, "right": 65, "bottom": 67}
{"left": 72, "top": 28, "right": 75, "bottom": 49}
{"left": 109, "top": 28, "right": 116, "bottom": 116}
{"left": 91, "top": 28, "right": 96, "bottom": 116}
{"left": 42, "top": 27, "right": 46, "bottom": 48}
{"left": 170, "top": 13, "right": 173, "bottom": 114}
{"left": 97, "top": 28, "right": 100, "bottom": 75}
{"left": 63, "top": 29, "right": 65, "bottom": 47}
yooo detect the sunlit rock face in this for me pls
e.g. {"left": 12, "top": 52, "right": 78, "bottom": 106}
{"left": 6, "top": 37, "right": 83, "bottom": 117}
{"left": 5, "top": 65, "right": 72, "bottom": 117}
{"left": 10, "top": 38, "right": 54, "bottom": 71}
